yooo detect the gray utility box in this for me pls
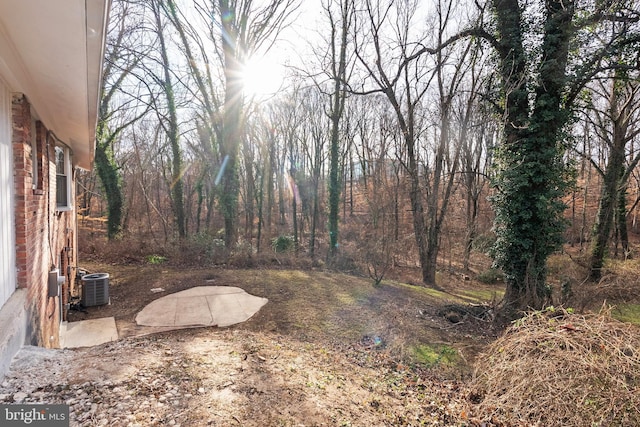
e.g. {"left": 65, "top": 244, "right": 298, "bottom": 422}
{"left": 81, "top": 273, "right": 110, "bottom": 306}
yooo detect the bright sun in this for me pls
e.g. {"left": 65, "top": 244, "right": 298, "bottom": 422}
{"left": 241, "top": 55, "right": 286, "bottom": 99}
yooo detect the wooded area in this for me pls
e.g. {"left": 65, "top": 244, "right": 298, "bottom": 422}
{"left": 81, "top": 0, "right": 640, "bottom": 316}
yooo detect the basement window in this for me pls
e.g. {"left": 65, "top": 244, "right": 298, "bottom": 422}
{"left": 55, "top": 145, "right": 72, "bottom": 210}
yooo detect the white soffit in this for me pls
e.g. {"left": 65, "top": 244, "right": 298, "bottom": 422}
{"left": 0, "top": 0, "right": 109, "bottom": 170}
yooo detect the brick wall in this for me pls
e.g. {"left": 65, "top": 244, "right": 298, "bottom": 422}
{"left": 12, "top": 94, "right": 76, "bottom": 348}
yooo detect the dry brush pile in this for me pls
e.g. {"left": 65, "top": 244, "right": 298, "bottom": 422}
{"left": 469, "top": 307, "right": 640, "bottom": 426}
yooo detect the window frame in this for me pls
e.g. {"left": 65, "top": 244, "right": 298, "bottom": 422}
{"left": 55, "top": 144, "right": 73, "bottom": 211}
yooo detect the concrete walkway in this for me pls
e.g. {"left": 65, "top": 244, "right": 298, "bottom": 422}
{"left": 60, "top": 286, "right": 268, "bottom": 348}
{"left": 60, "top": 317, "right": 118, "bottom": 348}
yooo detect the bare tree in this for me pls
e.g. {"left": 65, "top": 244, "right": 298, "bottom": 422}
{"left": 579, "top": 67, "right": 640, "bottom": 278}
{"left": 160, "top": 0, "right": 298, "bottom": 248}
{"left": 217, "top": 0, "right": 299, "bottom": 248}
{"left": 351, "top": 0, "right": 476, "bottom": 286}
{"left": 297, "top": 87, "right": 328, "bottom": 257}
{"left": 458, "top": 60, "right": 495, "bottom": 271}
{"left": 322, "top": 0, "right": 355, "bottom": 261}
{"left": 95, "top": 0, "right": 150, "bottom": 239}
{"left": 149, "top": 0, "right": 186, "bottom": 237}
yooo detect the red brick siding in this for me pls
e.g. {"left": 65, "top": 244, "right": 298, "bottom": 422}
{"left": 12, "top": 94, "right": 77, "bottom": 348}
{"left": 34, "top": 120, "right": 45, "bottom": 192}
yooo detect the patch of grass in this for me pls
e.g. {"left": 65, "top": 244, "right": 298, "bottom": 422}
{"left": 146, "top": 254, "right": 167, "bottom": 265}
{"left": 268, "top": 270, "right": 312, "bottom": 283}
{"left": 393, "top": 282, "right": 466, "bottom": 303}
{"left": 410, "top": 344, "right": 459, "bottom": 367}
{"left": 335, "top": 292, "right": 357, "bottom": 305}
{"left": 459, "top": 288, "right": 504, "bottom": 302}
{"left": 251, "top": 270, "right": 378, "bottom": 342}
{"left": 612, "top": 304, "right": 640, "bottom": 325}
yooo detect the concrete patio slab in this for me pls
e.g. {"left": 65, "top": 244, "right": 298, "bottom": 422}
{"left": 60, "top": 317, "right": 118, "bottom": 348}
{"left": 208, "top": 294, "right": 251, "bottom": 327}
{"left": 55, "top": 287, "right": 267, "bottom": 348}
{"left": 134, "top": 296, "right": 178, "bottom": 326}
{"left": 174, "top": 296, "right": 214, "bottom": 326}
{"left": 135, "top": 286, "right": 268, "bottom": 328}
{"left": 175, "top": 286, "right": 246, "bottom": 296}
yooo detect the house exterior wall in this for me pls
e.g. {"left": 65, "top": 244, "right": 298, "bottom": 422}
{"left": 0, "top": 77, "right": 16, "bottom": 310}
{"left": 11, "top": 94, "right": 76, "bottom": 348}
{"left": 0, "top": 78, "right": 25, "bottom": 379}
{"left": 0, "top": 0, "right": 107, "bottom": 380}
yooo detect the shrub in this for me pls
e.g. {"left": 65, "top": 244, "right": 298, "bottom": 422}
{"left": 228, "top": 240, "right": 255, "bottom": 267}
{"left": 189, "top": 233, "right": 225, "bottom": 258}
{"left": 476, "top": 268, "right": 504, "bottom": 284}
{"left": 271, "top": 235, "right": 295, "bottom": 253}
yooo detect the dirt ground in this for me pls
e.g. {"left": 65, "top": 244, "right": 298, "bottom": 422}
{"left": 69, "top": 261, "right": 501, "bottom": 367}
{"left": 5, "top": 327, "right": 473, "bottom": 426}
{"left": 34, "top": 256, "right": 506, "bottom": 426}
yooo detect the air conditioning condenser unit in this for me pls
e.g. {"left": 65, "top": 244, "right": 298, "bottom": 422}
{"left": 81, "top": 273, "right": 110, "bottom": 306}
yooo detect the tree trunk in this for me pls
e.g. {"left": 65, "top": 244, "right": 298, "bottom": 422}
{"left": 406, "top": 134, "right": 433, "bottom": 284}
{"left": 491, "top": 0, "right": 574, "bottom": 313}
{"left": 310, "top": 178, "right": 319, "bottom": 258}
{"left": 589, "top": 68, "right": 637, "bottom": 277}
{"left": 154, "top": 0, "right": 185, "bottom": 238}
{"left": 580, "top": 137, "right": 592, "bottom": 250}
{"left": 256, "top": 160, "right": 265, "bottom": 253}
{"left": 278, "top": 150, "right": 286, "bottom": 226}
{"left": 219, "top": 0, "right": 242, "bottom": 249}
{"left": 243, "top": 136, "right": 256, "bottom": 241}
{"left": 590, "top": 143, "right": 625, "bottom": 279}
{"left": 94, "top": 138, "right": 123, "bottom": 240}
{"left": 617, "top": 181, "right": 630, "bottom": 258}
{"left": 291, "top": 172, "right": 298, "bottom": 249}
{"left": 327, "top": 0, "right": 351, "bottom": 262}
{"left": 195, "top": 180, "right": 204, "bottom": 234}
{"left": 266, "top": 137, "right": 275, "bottom": 239}
{"left": 463, "top": 193, "right": 478, "bottom": 271}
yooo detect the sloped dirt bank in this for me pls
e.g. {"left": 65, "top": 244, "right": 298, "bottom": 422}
{"left": 1, "top": 328, "right": 472, "bottom": 426}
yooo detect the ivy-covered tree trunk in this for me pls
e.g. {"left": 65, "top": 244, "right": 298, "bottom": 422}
{"left": 153, "top": 0, "right": 185, "bottom": 238}
{"left": 327, "top": 107, "right": 342, "bottom": 260}
{"left": 491, "top": 0, "right": 574, "bottom": 313}
{"left": 92, "top": 0, "right": 145, "bottom": 241}
{"left": 94, "top": 127, "right": 123, "bottom": 240}
{"left": 242, "top": 135, "right": 256, "bottom": 240}
{"left": 219, "top": 0, "right": 242, "bottom": 249}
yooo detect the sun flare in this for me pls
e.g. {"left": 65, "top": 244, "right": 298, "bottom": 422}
{"left": 241, "top": 55, "right": 286, "bottom": 98}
